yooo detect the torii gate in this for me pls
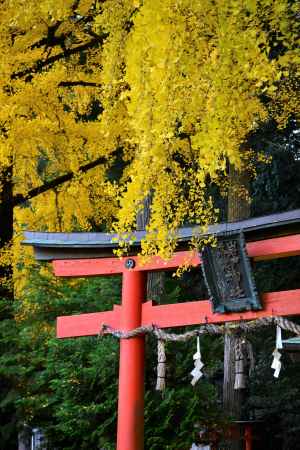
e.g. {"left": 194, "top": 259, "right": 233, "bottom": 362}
{"left": 24, "top": 209, "right": 300, "bottom": 450}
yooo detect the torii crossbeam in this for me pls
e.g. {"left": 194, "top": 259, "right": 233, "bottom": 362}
{"left": 23, "top": 209, "right": 300, "bottom": 450}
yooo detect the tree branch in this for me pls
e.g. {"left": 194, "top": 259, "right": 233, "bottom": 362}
{"left": 12, "top": 35, "right": 107, "bottom": 80}
{"left": 13, "top": 154, "right": 111, "bottom": 207}
{"left": 58, "top": 81, "right": 102, "bottom": 87}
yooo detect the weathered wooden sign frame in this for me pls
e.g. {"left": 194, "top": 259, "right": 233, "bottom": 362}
{"left": 201, "top": 231, "right": 261, "bottom": 313}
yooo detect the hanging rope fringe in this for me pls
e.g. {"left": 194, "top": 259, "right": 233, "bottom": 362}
{"left": 156, "top": 339, "right": 166, "bottom": 391}
{"left": 99, "top": 316, "right": 300, "bottom": 390}
{"left": 234, "top": 337, "right": 246, "bottom": 389}
{"left": 233, "top": 337, "right": 255, "bottom": 390}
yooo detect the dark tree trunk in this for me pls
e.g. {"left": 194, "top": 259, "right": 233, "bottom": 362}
{"left": 136, "top": 195, "right": 165, "bottom": 303}
{"left": 0, "top": 167, "right": 13, "bottom": 302}
{"left": 227, "top": 165, "right": 250, "bottom": 223}
{"left": 0, "top": 168, "right": 16, "bottom": 450}
{"left": 223, "top": 165, "right": 250, "bottom": 450}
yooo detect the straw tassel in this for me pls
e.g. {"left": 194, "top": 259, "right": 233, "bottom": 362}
{"left": 234, "top": 337, "right": 246, "bottom": 389}
{"left": 156, "top": 339, "right": 166, "bottom": 391}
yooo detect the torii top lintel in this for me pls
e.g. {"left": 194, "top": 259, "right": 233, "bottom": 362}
{"left": 23, "top": 209, "right": 300, "bottom": 261}
{"left": 22, "top": 208, "right": 300, "bottom": 333}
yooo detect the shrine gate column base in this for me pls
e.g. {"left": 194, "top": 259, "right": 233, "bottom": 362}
{"left": 117, "top": 269, "right": 146, "bottom": 450}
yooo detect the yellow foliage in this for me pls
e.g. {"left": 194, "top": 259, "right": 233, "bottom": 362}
{"left": 0, "top": 0, "right": 298, "bottom": 283}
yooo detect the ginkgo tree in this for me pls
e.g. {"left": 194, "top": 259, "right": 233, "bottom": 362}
{"left": 0, "top": 0, "right": 299, "bottom": 281}
{"left": 0, "top": 1, "right": 299, "bottom": 448}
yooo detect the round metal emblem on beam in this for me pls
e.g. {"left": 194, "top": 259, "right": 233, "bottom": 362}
{"left": 125, "top": 258, "right": 136, "bottom": 269}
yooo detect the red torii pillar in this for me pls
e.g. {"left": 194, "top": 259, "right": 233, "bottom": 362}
{"left": 117, "top": 269, "right": 145, "bottom": 449}
{"left": 52, "top": 234, "right": 300, "bottom": 450}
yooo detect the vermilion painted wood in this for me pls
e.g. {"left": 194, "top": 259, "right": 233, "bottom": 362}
{"left": 53, "top": 250, "right": 200, "bottom": 277}
{"left": 53, "top": 234, "right": 300, "bottom": 277}
{"left": 247, "top": 234, "right": 300, "bottom": 260}
{"left": 117, "top": 270, "right": 145, "bottom": 450}
{"left": 142, "top": 289, "right": 300, "bottom": 327}
{"left": 245, "top": 425, "right": 253, "bottom": 450}
{"left": 57, "top": 289, "right": 300, "bottom": 338}
{"left": 56, "top": 305, "right": 121, "bottom": 338}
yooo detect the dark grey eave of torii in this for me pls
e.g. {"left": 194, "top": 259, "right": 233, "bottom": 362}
{"left": 22, "top": 208, "right": 300, "bottom": 260}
